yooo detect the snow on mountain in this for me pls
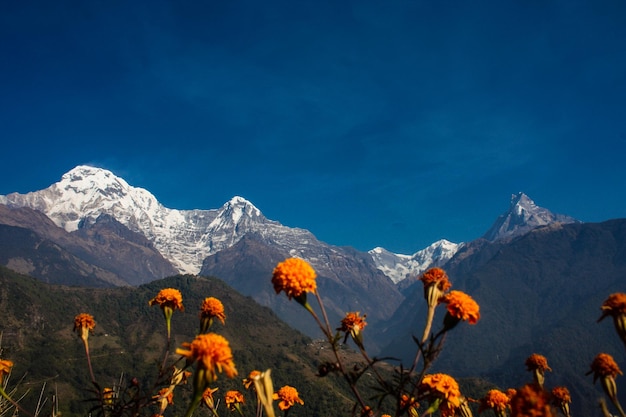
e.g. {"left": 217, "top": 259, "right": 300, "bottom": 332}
{"left": 0, "top": 168, "right": 575, "bottom": 284}
{"left": 369, "top": 193, "right": 581, "bottom": 283}
{"left": 482, "top": 192, "right": 580, "bottom": 242}
{"left": 369, "top": 239, "right": 460, "bottom": 284}
{"left": 0, "top": 165, "right": 351, "bottom": 275}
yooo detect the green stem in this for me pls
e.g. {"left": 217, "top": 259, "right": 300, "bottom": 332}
{"left": 183, "top": 391, "right": 203, "bottom": 417}
{"left": 83, "top": 338, "right": 96, "bottom": 384}
{"left": 314, "top": 291, "right": 369, "bottom": 412}
{"left": 421, "top": 305, "right": 436, "bottom": 344}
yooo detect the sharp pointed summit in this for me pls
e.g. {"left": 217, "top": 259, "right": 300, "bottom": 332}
{"left": 482, "top": 192, "right": 580, "bottom": 242}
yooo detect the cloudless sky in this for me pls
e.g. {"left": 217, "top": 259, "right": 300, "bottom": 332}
{"left": 1, "top": 0, "right": 625, "bottom": 254}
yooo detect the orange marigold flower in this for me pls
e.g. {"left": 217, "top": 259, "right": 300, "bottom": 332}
{"left": 272, "top": 385, "right": 304, "bottom": 411}
{"left": 201, "top": 387, "right": 219, "bottom": 409}
{"left": 200, "top": 297, "right": 226, "bottom": 323}
{"left": 400, "top": 393, "right": 417, "bottom": 409}
{"left": 419, "top": 267, "right": 452, "bottom": 291}
{"left": 510, "top": 384, "right": 553, "bottom": 417}
{"left": 589, "top": 353, "right": 623, "bottom": 382}
{"left": 73, "top": 313, "right": 96, "bottom": 342}
{"left": 599, "top": 293, "right": 626, "bottom": 319}
{"left": 400, "top": 394, "right": 419, "bottom": 416}
{"left": 102, "top": 387, "right": 115, "bottom": 405}
{"left": 525, "top": 354, "right": 552, "bottom": 373}
{"left": 440, "top": 290, "right": 480, "bottom": 324}
{"left": 149, "top": 288, "right": 184, "bottom": 311}
{"left": 338, "top": 311, "right": 367, "bottom": 335}
{"left": 479, "top": 389, "right": 510, "bottom": 413}
{"left": 225, "top": 390, "right": 245, "bottom": 411}
{"left": 551, "top": 386, "right": 572, "bottom": 417}
{"left": 74, "top": 313, "right": 96, "bottom": 332}
{"left": 0, "top": 359, "right": 13, "bottom": 384}
{"left": 419, "top": 373, "right": 462, "bottom": 409}
{"left": 338, "top": 311, "right": 368, "bottom": 347}
{"left": 505, "top": 388, "right": 517, "bottom": 399}
{"left": 199, "top": 297, "right": 226, "bottom": 333}
{"left": 243, "top": 370, "right": 261, "bottom": 390}
{"left": 551, "top": 386, "right": 571, "bottom": 403}
{"left": 598, "top": 293, "right": 626, "bottom": 349}
{"left": 154, "top": 387, "right": 174, "bottom": 409}
{"left": 272, "top": 258, "right": 317, "bottom": 299}
{"left": 176, "top": 333, "right": 237, "bottom": 382}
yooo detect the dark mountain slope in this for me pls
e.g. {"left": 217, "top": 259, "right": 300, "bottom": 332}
{"left": 0, "top": 204, "right": 177, "bottom": 285}
{"left": 0, "top": 223, "right": 126, "bottom": 287}
{"left": 200, "top": 232, "right": 402, "bottom": 350}
{"left": 377, "top": 219, "right": 626, "bottom": 416}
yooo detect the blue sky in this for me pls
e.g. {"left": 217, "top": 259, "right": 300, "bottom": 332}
{"left": 1, "top": 0, "right": 625, "bottom": 254}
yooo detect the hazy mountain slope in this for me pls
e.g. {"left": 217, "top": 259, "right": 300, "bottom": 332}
{"left": 0, "top": 204, "right": 177, "bottom": 285}
{"left": 377, "top": 219, "right": 626, "bottom": 416}
{"left": 200, "top": 232, "right": 403, "bottom": 349}
{"left": 0, "top": 223, "right": 125, "bottom": 287}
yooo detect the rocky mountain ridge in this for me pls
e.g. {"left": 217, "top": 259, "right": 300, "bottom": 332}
{"left": 0, "top": 166, "right": 578, "bottom": 285}
{"left": 369, "top": 239, "right": 461, "bottom": 284}
{"left": 0, "top": 166, "right": 406, "bottom": 336}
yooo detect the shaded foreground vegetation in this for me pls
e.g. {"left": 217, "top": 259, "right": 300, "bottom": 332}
{"left": 1, "top": 254, "right": 626, "bottom": 417}
{"left": 0, "top": 266, "right": 358, "bottom": 416}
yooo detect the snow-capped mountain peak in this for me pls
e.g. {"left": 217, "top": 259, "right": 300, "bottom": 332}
{"left": 369, "top": 239, "right": 460, "bottom": 284}
{"left": 1, "top": 165, "right": 164, "bottom": 233}
{"left": 0, "top": 166, "right": 338, "bottom": 277}
{"left": 211, "top": 196, "right": 263, "bottom": 226}
{"left": 1, "top": 166, "right": 270, "bottom": 274}
{"left": 482, "top": 192, "right": 579, "bottom": 241}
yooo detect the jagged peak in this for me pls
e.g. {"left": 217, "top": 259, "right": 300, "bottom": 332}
{"left": 482, "top": 192, "right": 579, "bottom": 242}
{"left": 368, "top": 239, "right": 460, "bottom": 284}
{"left": 219, "top": 196, "right": 262, "bottom": 217}
{"left": 510, "top": 192, "right": 536, "bottom": 213}
{"left": 206, "top": 196, "right": 266, "bottom": 232}
{"left": 226, "top": 195, "right": 258, "bottom": 209}
{"left": 370, "top": 239, "right": 459, "bottom": 259}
